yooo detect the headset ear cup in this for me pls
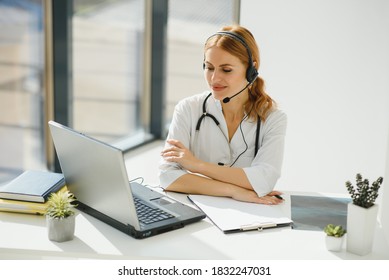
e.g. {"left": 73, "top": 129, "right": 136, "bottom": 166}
{"left": 246, "top": 66, "right": 258, "bottom": 83}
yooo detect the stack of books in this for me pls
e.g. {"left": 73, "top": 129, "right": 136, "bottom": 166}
{"left": 0, "top": 170, "right": 66, "bottom": 215}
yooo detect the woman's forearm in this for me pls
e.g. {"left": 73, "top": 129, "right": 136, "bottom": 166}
{"left": 165, "top": 173, "right": 234, "bottom": 197}
{"left": 194, "top": 161, "right": 253, "bottom": 190}
{"left": 165, "top": 173, "right": 282, "bottom": 205}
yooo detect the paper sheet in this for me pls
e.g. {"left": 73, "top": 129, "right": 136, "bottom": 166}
{"left": 188, "top": 195, "right": 292, "bottom": 232}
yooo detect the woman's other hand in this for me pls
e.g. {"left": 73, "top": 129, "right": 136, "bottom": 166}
{"left": 161, "top": 139, "right": 202, "bottom": 173}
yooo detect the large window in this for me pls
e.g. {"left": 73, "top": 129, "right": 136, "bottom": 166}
{"left": 0, "top": 0, "right": 239, "bottom": 184}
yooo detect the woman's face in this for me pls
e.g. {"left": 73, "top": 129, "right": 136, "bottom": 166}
{"left": 204, "top": 46, "right": 247, "bottom": 102}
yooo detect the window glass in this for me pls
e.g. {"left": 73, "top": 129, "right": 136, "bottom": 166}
{"left": 73, "top": 0, "right": 146, "bottom": 144}
{"left": 0, "top": 0, "right": 45, "bottom": 183}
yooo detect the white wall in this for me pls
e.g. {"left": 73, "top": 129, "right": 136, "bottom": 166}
{"left": 241, "top": 0, "right": 389, "bottom": 194}
{"left": 381, "top": 127, "right": 389, "bottom": 244}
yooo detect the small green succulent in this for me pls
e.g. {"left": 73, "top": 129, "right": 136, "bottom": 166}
{"left": 45, "top": 190, "right": 77, "bottom": 219}
{"left": 324, "top": 224, "right": 346, "bottom": 237}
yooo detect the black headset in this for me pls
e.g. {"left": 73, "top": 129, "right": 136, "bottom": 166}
{"left": 203, "top": 31, "right": 258, "bottom": 84}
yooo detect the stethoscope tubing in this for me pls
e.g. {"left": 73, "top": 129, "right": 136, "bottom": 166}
{"left": 194, "top": 92, "right": 261, "bottom": 166}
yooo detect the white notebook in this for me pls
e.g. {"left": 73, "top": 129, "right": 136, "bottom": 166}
{"left": 188, "top": 195, "right": 293, "bottom": 233}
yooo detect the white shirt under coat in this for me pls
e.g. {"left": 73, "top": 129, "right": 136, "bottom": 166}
{"left": 159, "top": 91, "right": 287, "bottom": 197}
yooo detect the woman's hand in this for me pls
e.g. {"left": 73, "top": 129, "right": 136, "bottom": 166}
{"left": 161, "top": 139, "right": 202, "bottom": 173}
{"left": 230, "top": 187, "right": 284, "bottom": 205}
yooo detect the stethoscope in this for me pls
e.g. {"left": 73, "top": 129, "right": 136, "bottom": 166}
{"left": 194, "top": 92, "right": 261, "bottom": 166}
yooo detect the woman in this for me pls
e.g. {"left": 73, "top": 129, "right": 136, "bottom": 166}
{"left": 159, "top": 25, "right": 286, "bottom": 205}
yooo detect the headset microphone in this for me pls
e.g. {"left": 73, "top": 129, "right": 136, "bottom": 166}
{"left": 222, "top": 83, "right": 250, "bottom": 103}
{"left": 222, "top": 76, "right": 257, "bottom": 103}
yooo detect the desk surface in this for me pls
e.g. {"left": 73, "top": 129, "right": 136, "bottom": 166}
{"left": 1, "top": 191, "right": 388, "bottom": 260}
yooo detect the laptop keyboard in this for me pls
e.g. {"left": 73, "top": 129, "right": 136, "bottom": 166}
{"left": 133, "top": 197, "right": 174, "bottom": 225}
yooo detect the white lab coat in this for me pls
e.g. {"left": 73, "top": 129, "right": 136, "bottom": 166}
{"left": 159, "top": 91, "right": 287, "bottom": 196}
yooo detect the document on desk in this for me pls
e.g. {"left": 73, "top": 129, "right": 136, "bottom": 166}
{"left": 188, "top": 195, "right": 293, "bottom": 233}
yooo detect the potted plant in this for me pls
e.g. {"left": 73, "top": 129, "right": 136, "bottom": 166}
{"left": 324, "top": 224, "right": 346, "bottom": 252}
{"left": 345, "top": 173, "right": 383, "bottom": 255}
{"left": 45, "top": 190, "right": 77, "bottom": 242}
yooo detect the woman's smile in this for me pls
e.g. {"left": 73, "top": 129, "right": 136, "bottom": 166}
{"left": 211, "top": 84, "right": 227, "bottom": 92}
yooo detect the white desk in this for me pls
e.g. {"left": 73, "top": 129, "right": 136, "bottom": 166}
{"left": 0, "top": 191, "right": 388, "bottom": 260}
{"left": 1, "top": 142, "right": 388, "bottom": 260}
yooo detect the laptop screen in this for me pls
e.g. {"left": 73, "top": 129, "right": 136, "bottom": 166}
{"left": 48, "top": 121, "right": 140, "bottom": 230}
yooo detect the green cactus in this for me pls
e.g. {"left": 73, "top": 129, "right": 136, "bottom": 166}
{"left": 345, "top": 173, "right": 383, "bottom": 209}
{"left": 324, "top": 224, "right": 346, "bottom": 237}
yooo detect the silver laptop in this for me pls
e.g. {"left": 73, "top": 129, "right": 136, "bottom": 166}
{"left": 48, "top": 121, "right": 205, "bottom": 239}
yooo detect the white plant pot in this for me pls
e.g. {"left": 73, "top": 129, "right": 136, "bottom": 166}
{"left": 346, "top": 203, "right": 378, "bottom": 256}
{"left": 46, "top": 214, "right": 75, "bottom": 242}
{"left": 325, "top": 235, "right": 345, "bottom": 252}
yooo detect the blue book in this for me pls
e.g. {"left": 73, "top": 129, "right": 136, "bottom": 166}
{"left": 0, "top": 170, "right": 65, "bottom": 203}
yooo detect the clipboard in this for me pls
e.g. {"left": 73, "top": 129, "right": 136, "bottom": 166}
{"left": 188, "top": 195, "right": 293, "bottom": 233}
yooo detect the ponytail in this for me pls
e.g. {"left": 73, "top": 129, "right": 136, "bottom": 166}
{"left": 247, "top": 75, "right": 276, "bottom": 121}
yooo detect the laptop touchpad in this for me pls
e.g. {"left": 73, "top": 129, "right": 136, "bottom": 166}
{"left": 152, "top": 197, "right": 175, "bottom": 206}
